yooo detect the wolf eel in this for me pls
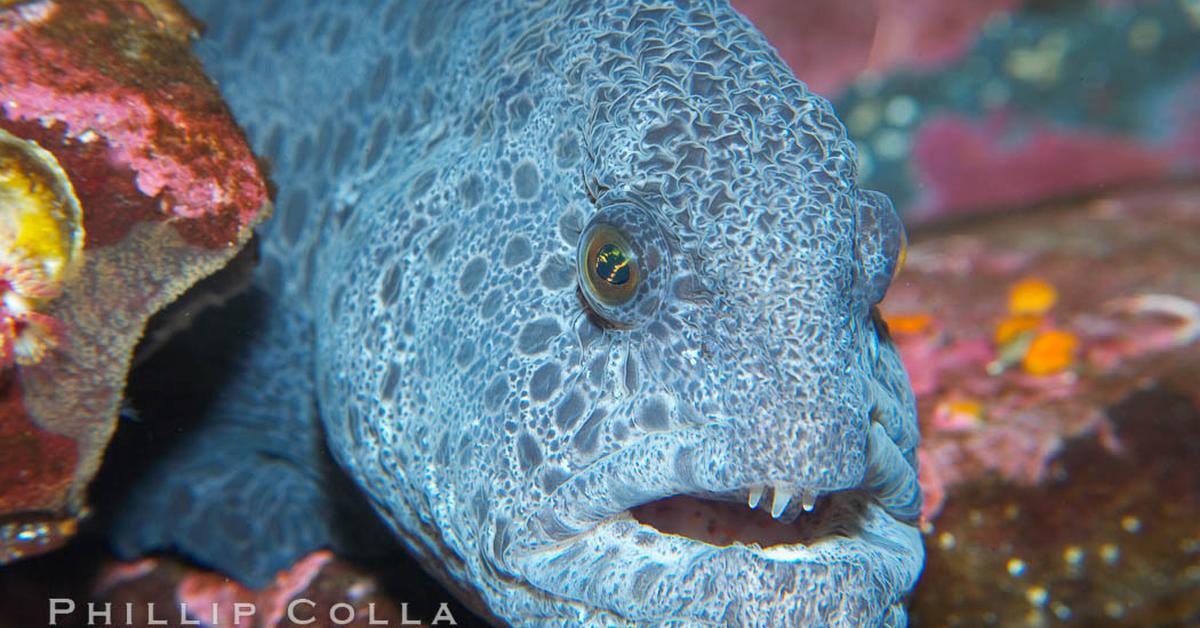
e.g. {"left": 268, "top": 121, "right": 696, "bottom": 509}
{"left": 113, "top": 0, "right": 924, "bottom": 624}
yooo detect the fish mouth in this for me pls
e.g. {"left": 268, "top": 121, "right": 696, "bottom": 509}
{"left": 509, "top": 421, "right": 924, "bottom": 624}
{"left": 629, "top": 487, "right": 872, "bottom": 548}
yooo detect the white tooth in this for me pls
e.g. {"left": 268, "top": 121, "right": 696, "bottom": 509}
{"left": 747, "top": 486, "right": 764, "bottom": 510}
{"left": 770, "top": 485, "right": 793, "bottom": 519}
{"left": 801, "top": 489, "right": 817, "bottom": 512}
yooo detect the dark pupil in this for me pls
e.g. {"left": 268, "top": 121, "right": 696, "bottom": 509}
{"left": 594, "top": 243, "right": 631, "bottom": 286}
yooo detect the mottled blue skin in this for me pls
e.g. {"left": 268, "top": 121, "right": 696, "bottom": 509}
{"left": 115, "top": 1, "right": 922, "bottom": 625}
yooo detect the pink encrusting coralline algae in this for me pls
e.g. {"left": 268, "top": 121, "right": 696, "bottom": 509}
{"left": 1, "top": 0, "right": 268, "bottom": 248}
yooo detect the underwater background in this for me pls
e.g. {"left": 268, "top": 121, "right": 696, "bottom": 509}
{"left": 2, "top": 0, "right": 1198, "bottom": 625}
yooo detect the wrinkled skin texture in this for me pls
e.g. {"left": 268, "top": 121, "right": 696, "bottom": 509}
{"left": 119, "top": 1, "right": 922, "bottom": 624}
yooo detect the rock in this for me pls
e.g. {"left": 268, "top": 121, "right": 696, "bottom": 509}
{"left": 0, "top": 0, "right": 270, "bottom": 562}
{"left": 733, "top": 0, "right": 1200, "bottom": 221}
{"left": 882, "top": 186, "right": 1200, "bottom": 625}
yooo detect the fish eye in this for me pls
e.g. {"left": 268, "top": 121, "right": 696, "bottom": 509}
{"left": 582, "top": 224, "right": 639, "bottom": 305}
{"left": 576, "top": 200, "right": 671, "bottom": 328}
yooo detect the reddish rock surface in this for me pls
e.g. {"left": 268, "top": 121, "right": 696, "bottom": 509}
{"left": 908, "top": 114, "right": 1179, "bottom": 220}
{"left": 0, "top": 0, "right": 269, "bottom": 561}
{"left": 911, "top": 387, "right": 1200, "bottom": 626}
{"left": 882, "top": 185, "right": 1200, "bottom": 625}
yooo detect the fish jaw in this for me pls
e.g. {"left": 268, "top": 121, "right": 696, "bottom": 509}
{"left": 512, "top": 500, "right": 921, "bottom": 625}
{"left": 498, "top": 357, "right": 923, "bottom": 624}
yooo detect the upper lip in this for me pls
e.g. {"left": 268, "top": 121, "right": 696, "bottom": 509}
{"left": 519, "top": 422, "right": 769, "bottom": 545}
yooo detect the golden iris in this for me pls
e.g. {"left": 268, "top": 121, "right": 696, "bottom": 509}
{"left": 583, "top": 224, "right": 638, "bottom": 305}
